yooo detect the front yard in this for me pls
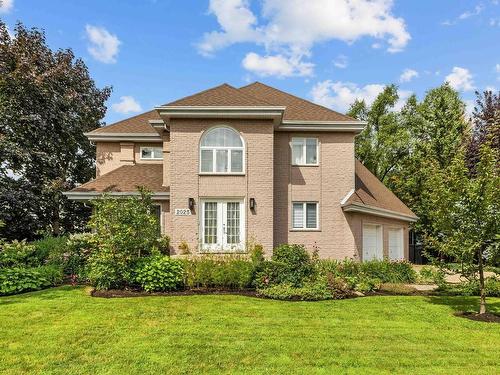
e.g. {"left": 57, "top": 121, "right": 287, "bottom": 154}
{"left": 1, "top": 287, "right": 499, "bottom": 374}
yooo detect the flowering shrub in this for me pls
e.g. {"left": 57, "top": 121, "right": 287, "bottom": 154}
{"left": 135, "top": 255, "right": 184, "bottom": 292}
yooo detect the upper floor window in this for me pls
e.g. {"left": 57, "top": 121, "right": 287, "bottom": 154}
{"left": 140, "top": 146, "right": 163, "bottom": 160}
{"left": 200, "top": 127, "right": 244, "bottom": 174}
{"left": 291, "top": 137, "right": 318, "bottom": 166}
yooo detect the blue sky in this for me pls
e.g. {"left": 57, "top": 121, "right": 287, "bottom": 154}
{"left": 1, "top": 0, "right": 499, "bottom": 125}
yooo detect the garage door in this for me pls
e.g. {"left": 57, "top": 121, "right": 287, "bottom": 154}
{"left": 388, "top": 228, "right": 404, "bottom": 260}
{"left": 363, "top": 224, "right": 383, "bottom": 261}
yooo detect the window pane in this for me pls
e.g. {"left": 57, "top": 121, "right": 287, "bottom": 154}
{"left": 306, "top": 203, "right": 317, "bottom": 228}
{"left": 201, "top": 127, "right": 242, "bottom": 147}
{"left": 226, "top": 202, "right": 240, "bottom": 244}
{"left": 141, "top": 148, "right": 152, "bottom": 159}
{"left": 231, "top": 150, "right": 243, "bottom": 172}
{"left": 292, "top": 203, "right": 304, "bottom": 228}
{"left": 306, "top": 139, "right": 317, "bottom": 164}
{"left": 216, "top": 149, "right": 228, "bottom": 172}
{"left": 204, "top": 202, "right": 217, "bottom": 244}
{"left": 292, "top": 139, "right": 303, "bottom": 165}
{"left": 201, "top": 150, "right": 213, "bottom": 172}
{"left": 153, "top": 147, "right": 163, "bottom": 159}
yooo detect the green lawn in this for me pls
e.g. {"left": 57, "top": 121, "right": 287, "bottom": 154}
{"left": 1, "top": 287, "right": 499, "bottom": 374}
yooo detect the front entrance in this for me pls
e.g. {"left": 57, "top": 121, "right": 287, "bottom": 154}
{"left": 200, "top": 199, "right": 245, "bottom": 252}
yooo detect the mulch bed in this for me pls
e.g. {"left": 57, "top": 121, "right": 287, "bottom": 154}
{"left": 91, "top": 288, "right": 260, "bottom": 298}
{"left": 454, "top": 311, "right": 500, "bottom": 323}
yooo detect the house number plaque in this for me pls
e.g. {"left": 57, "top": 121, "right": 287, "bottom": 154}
{"left": 175, "top": 208, "right": 192, "bottom": 216}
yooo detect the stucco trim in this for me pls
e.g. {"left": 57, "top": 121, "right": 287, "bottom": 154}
{"left": 342, "top": 202, "right": 418, "bottom": 222}
{"left": 63, "top": 191, "right": 170, "bottom": 201}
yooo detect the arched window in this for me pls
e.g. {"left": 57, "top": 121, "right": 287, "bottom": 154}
{"left": 200, "top": 127, "right": 244, "bottom": 173}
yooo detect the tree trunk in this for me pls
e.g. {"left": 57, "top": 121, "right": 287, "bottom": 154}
{"left": 478, "top": 246, "right": 486, "bottom": 315}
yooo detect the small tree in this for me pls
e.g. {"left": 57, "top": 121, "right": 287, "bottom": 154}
{"left": 87, "top": 188, "right": 160, "bottom": 289}
{"left": 426, "top": 144, "right": 499, "bottom": 314}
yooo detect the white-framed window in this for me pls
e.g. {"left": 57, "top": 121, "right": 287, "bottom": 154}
{"left": 291, "top": 137, "right": 318, "bottom": 166}
{"left": 292, "top": 202, "right": 319, "bottom": 230}
{"left": 200, "top": 127, "right": 244, "bottom": 174}
{"left": 140, "top": 146, "right": 163, "bottom": 160}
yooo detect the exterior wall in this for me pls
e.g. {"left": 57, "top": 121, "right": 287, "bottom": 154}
{"left": 274, "top": 132, "right": 357, "bottom": 259}
{"left": 345, "top": 212, "right": 410, "bottom": 260}
{"left": 168, "top": 118, "right": 274, "bottom": 255}
{"left": 95, "top": 141, "right": 163, "bottom": 177}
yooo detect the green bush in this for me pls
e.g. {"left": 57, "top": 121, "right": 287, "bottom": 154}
{"left": 182, "top": 256, "right": 255, "bottom": 289}
{"left": 0, "top": 240, "right": 38, "bottom": 268}
{"left": 379, "top": 283, "right": 417, "bottom": 295}
{"left": 156, "top": 235, "right": 171, "bottom": 255}
{"left": 437, "top": 277, "right": 500, "bottom": 297}
{"left": 256, "top": 244, "right": 314, "bottom": 288}
{"left": 417, "top": 266, "right": 445, "bottom": 285}
{"left": 257, "top": 278, "right": 333, "bottom": 301}
{"left": 0, "top": 265, "right": 63, "bottom": 295}
{"left": 87, "top": 247, "right": 132, "bottom": 290}
{"left": 32, "top": 236, "right": 68, "bottom": 264}
{"left": 135, "top": 256, "right": 184, "bottom": 292}
{"left": 317, "top": 259, "right": 416, "bottom": 284}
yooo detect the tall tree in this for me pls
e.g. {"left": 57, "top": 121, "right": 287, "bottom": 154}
{"left": 348, "top": 85, "right": 411, "bottom": 183}
{"left": 0, "top": 22, "right": 111, "bottom": 240}
{"left": 426, "top": 143, "right": 499, "bottom": 314}
{"left": 466, "top": 90, "right": 500, "bottom": 174}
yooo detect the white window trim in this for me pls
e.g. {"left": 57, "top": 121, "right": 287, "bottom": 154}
{"left": 140, "top": 146, "right": 163, "bottom": 160}
{"left": 291, "top": 201, "right": 319, "bottom": 230}
{"left": 199, "top": 126, "right": 245, "bottom": 175}
{"left": 291, "top": 137, "right": 319, "bottom": 166}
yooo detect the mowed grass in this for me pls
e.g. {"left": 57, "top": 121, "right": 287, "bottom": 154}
{"left": 1, "top": 287, "right": 499, "bottom": 375}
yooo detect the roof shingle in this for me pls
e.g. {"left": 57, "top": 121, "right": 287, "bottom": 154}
{"left": 70, "top": 164, "right": 168, "bottom": 193}
{"left": 346, "top": 160, "right": 416, "bottom": 218}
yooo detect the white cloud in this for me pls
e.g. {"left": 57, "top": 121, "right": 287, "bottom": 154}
{"left": 442, "top": 4, "right": 484, "bottom": 26}
{"left": 199, "top": 0, "right": 410, "bottom": 76}
{"left": 310, "top": 80, "right": 411, "bottom": 113}
{"left": 485, "top": 86, "right": 497, "bottom": 92}
{"left": 399, "top": 68, "right": 418, "bottom": 83}
{"left": 112, "top": 96, "right": 142, "bottom": 114}
{"left": 0, "top": 0, "right": 13, "bottom": 13}
{"left": 496, "top": 63, "right": 500, "bottom": 73}
{"left": 333, "top": 54, "right": 348, "bottom": 69}
{"left": 242, "top": 52, "right": 313, "bottom": 77}
{"left": 445, "top": 66, "right": 475, "bottom": 91}
{"left": 85, "top": 25, "right": 121, "bottom": 64}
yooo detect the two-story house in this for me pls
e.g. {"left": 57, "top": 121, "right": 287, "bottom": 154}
{"left": 65, "top": 82, "right": 417, "bottom": 260}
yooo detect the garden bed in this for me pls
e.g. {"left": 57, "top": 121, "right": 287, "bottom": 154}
{"left": 91, "top": 287, "right": 259, "bottom": 298}
{"left": 454, "top": 311, "right": 500, "bottom": 323}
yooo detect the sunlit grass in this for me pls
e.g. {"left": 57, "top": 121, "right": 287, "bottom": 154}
{"left": 1, "top": 286, "right": 499, "bottom": 374}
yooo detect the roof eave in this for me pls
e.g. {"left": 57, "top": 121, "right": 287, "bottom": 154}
{"left": 342, "top": 202, "right": 418, "bottom": 222}
{"left": 279, "top": 120, "right": 366, "bottom": 133}
{"left": 84, "top": 132, "right": 162, "bottom": 142}
{"left": 63, "top": 191, "right": 170, "bottom": 201}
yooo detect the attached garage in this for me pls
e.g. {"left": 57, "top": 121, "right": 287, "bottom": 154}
{"left": 362, "top": 224, "right": 383, "bottom": 261}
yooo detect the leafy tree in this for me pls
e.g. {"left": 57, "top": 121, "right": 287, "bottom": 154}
{"left": 389, "top": 84, "right": 468, "bottom": 236}
{"left": 87, "top": 189, "right": 160, "bottom": 290}
{"left": 0, "top": 22, "right": 111, "bottom": 240}
{"left": 466, "top": 90, "right": 500, "bottom": 174}
{"left": 426, "top": 143, "right": 499, "bottom": 314}
{"left": 348, "top": 85, "right": 411, "bottom": 183}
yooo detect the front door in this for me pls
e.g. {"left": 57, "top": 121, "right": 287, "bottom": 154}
{"left": 201, "top": 200, "right": 245, "bottom": 252}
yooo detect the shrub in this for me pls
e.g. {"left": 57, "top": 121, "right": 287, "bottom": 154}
{"left": 0, "top": 240, "right": 38, "bottom": 268}
{"left": 256, "top": 244, "right": 315, "bottom": 288}
{"left": 87, "top": 247, "right": 132, "bottom": 290}
{"left": 417, "top": 266, "right": 446, "bottom": 285}
{"left": 32, "top": 236, "right": 68, "bottom": 264}
{"left": 317, "top": 259, "right": 416, "bottom": 284}
{"left": 0, "top": 265, "right": 63, "bottom": 295}
{"left": 257, "top": 278, "right": 334, "bottom": 301}
{"left": 135, "top": 255, "right": 184, "bottom": 292}
{"left": 437, "top": 277, "right": 500, "bottom": 297}
{"left": 182, "top": 256, "right": 255, "bottom": 289}
{"left": 355, "top": 277, "right": 381, "bottom": 293}
{"left": 156, "top": 235, "right": 171, "bottom": 255}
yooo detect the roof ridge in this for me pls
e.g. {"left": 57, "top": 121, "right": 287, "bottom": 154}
{"left": 163, "top": 83, "right": 271, "bottom": 106}
{"left": 240, "top": 81, "right": 357, "bottom": 121}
